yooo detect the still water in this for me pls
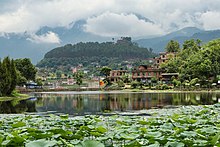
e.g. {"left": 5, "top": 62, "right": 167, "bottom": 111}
{"left": 1, "top": 91, "right": 220, "bottom": 115}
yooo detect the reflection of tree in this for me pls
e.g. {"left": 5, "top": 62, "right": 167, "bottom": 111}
{"left": 0, "top": 100, "right": 36, "bottom": 113}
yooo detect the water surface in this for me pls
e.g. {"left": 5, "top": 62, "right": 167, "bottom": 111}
{"left": 1, "top": 91, "right": 219, "bottom": 115}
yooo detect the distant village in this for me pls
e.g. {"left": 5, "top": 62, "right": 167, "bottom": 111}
{"left": 31, "top": 51, "right": 179, "bottom": 90}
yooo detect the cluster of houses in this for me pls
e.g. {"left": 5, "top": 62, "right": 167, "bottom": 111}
{"left": 108, "top": 52, "right": 179, "bottom": 84}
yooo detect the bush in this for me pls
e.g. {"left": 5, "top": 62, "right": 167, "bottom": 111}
{"left": 161, "top": 84, "right": 169, "bottom": 90}
{"left": 131, "top": 81, "right": 140, "bottom": 89}
{"left": 117, "top": 80, "right": 125, "bottom": 87}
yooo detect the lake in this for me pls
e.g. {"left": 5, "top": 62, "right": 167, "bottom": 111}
{"left": 1, "top": 91, "right": 220, "bottom": 115}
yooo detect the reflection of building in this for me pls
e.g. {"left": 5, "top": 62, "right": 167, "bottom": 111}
{"left": 108, "top": 70, "right": 128, "bottom": 82}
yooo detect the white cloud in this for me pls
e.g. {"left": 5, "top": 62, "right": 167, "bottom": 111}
{"left": 199, "top": 11, "right": 220, "bottom": 30}
{"left": 84, "top": 12, "right": 164, "bottom": 37}
{"left": 27, "top": 31, "right": 61, "bottom": 44}
{"left": 0, "top": 0, "right": 220, "bottom": 37}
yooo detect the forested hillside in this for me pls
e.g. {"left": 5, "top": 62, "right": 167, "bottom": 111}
{"left": 37, "top": 38, "right": 156, "bottom": 70}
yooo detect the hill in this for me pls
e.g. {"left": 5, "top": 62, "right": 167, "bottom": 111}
{"left": 37, "top": 37, "right": 156, "bottom": 72}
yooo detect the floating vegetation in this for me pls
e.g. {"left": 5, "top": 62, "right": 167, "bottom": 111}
{"left": 0, "top": 104, "right": 220, "bottom": 146}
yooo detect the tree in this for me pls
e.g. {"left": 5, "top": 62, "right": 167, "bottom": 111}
{"left": 15, "top": 58, "right": 37, "bottom": 81}
{"left": 122, "top": 74, "right": 130, "bottom": 83}
{"left": 56, "top": 70, "right": 62, "bottom": 79}
{"left": 162, "top": 39, "right": 220, "bottom": 86}
{"left": 8, "top": 59, "right": 17, "bottom": 95}
{"left": 36, "top": 78, "right": 43, "bottom": 86}
{"left": 73, "top": 71, "right": 84, "bottom": 87}
{"left": 17, "top": 71, "right": 27, "bottom": 86}
{"left": 182, "top": 39, "right": 201, "bottom": 51}
{"left": 100, "top": 66, "right": 111, "bottom": 78}
{"left": 165, "top": 40, "right": 180, "bottom": 52}
{"left": 0, "top": 57, "right": 17, "bottom": 96}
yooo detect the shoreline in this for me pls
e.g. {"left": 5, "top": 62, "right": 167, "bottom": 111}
{"left": 0, "top": 93, "right": 30, "bottom": 102}
{"left": 33, "top": 89, "right": 220, "bottom": 94}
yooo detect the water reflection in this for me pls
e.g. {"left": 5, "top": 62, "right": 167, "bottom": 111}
{"left": 33, "top": 92, "right": 219, "bottom": 115}
{"left": 0, "top": 99, "right": 36, "bottom": 114}
{"left": 1, "top": 92, "right": 220, "bottom": 115}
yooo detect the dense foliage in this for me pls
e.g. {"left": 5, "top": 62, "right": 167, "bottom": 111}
{"left": 165, "top": 40, "right": 180, "bottom": 52}
{"left": 0, "top": 104, "right": 219, "bottom": 146}
{"left": 161, "top": 39, "right": 220, "bottom": 84}
{"left": 37, "top": 41, "right": 156, "bottom": 69}
{"left": 15, "top": 58, "right": 37, "bottom": 81}
{"left": 73, "top": 71, "right": 84, "bottom": 87}
{"left": 0, "top": 57, "right": 17, "bottom": 96}
{"left": 0, "top": 57, "right": 37, "bottom": 96}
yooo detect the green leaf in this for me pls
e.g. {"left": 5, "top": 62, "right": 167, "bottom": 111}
{"left": 214, "top": 103, "right": 220, "bottom": 107}
{"left": 139, "top": 120, "right": 148, "bottom": 125}
{"left": 60, "top": 114, "right": 69, "bottom": 119}
{"left": 120, "top": 132, "right": 139, "bottom": 140}
{"left": 180, "top": 131, "right": 197, "bottom": 137}
{"left": 147, "top": 142, "right": 160, "bottom": 147}
{"left": 1, "top": 140, "right": 11, "bottom": 146}
{"left": 75, "top": 140, "right": 104, "bottom": 147}
{"left": 96, "top": 126, "right": 107, "bottom": 134}
{"left": 211, "top": 132, "right": 220, "bottom": 145}
{"left": 11, "top": 121, "right": 26, "bottom": 128}
{"left": 146, "top": 131, "right": 162, "bottom": 138}
{"left": 25, "top": 139, "right": 57, "bottom": 147}
{"left": 125, "top": 140, "right": 142, "bottom": 147}
{"left": 165, "top": 141, "right": 184, "bottom": 147}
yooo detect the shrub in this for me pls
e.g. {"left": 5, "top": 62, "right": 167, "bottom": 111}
{"left": 131, "top": 81, "right": 140, "bottom": 89}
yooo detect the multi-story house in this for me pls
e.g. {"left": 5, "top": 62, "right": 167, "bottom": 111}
{"left": 108, "top": 70, "right": 128, "bottom": 82}
{"left": 132, "top": 52, "right": 178, "bottom": 83}
{"left": 132, "top": 65, "right": 163, "bottom": 82}
{"left": 153, "top": 52, "right": 177, "bottom": 69}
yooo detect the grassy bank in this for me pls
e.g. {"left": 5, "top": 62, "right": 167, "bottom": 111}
{"left": 0, "top": 91, "right": 29, "bottom": 102}
{"left": 0, "top": 104, "right": 219, "bottom": 146}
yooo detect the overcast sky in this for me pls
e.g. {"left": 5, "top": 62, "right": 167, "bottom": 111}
{"left": 1, "top": 0, "right": 220, "bottom": 38}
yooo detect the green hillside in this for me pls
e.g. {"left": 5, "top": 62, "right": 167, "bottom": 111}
{"left": 37, "top": 38, "right": 156, "bottom": 71}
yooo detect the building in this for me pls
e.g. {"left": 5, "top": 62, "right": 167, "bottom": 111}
{"left": 153, "top": 52, "right": 177, "bottom": 68}
{"left": 161, "top": 73, "right": 179, "bottom": 84}
{"left": 132, "top": 52, "right": 178, "bottom": 83}
{"left": 132, "top": 65, "right": 163, "bottom": 82}
{"left": 108, "top": 70, "right": 128, "bottom": 82}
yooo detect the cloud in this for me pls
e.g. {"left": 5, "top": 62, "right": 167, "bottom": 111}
{"left": 84, "top": 12, "right": 164, "bottom": 37}
{"left": 0, "top": 0, "right": 220, "bottom": 37}
{"left": 27, "top": 31, "right": 61, "bottom": 44}
{"left": 199, "top": 11, "right": 220, "bottom": 30}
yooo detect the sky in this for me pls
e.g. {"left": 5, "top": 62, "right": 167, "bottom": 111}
{"left": 0, "top": 0, "right": 220, "bottom": 39}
